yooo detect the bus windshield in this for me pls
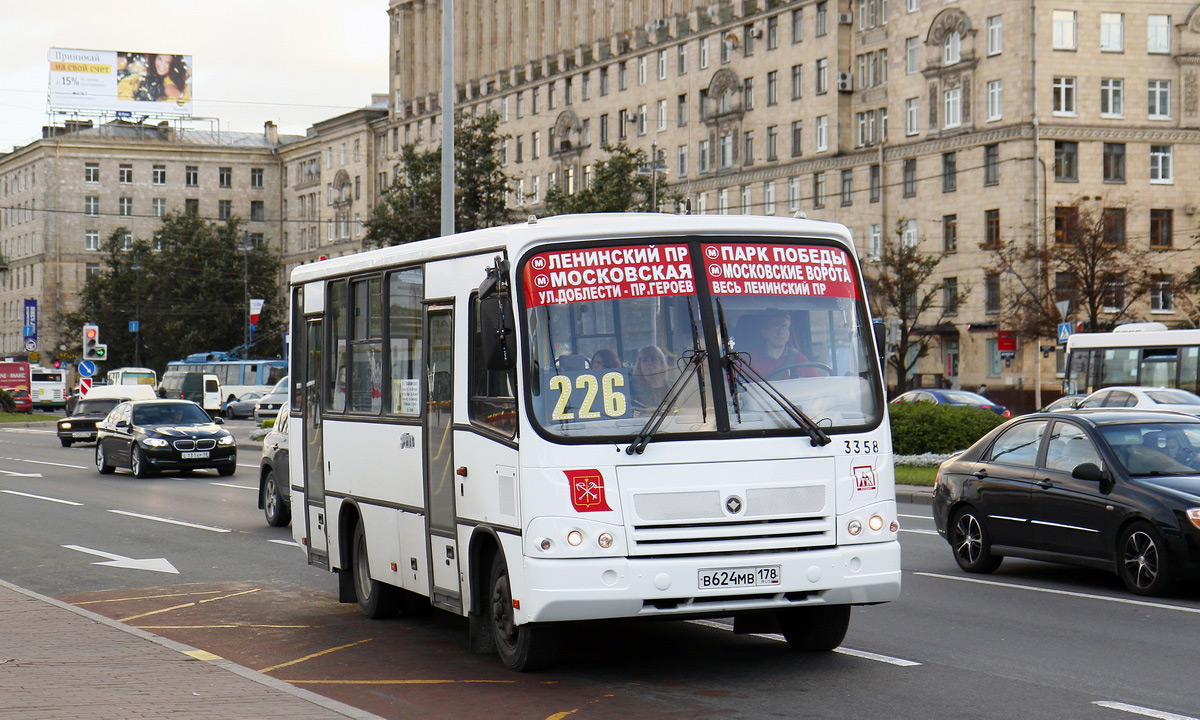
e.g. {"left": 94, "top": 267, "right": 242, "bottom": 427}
{"left": 522, "top": 240, "right": 881, "bottom": 441}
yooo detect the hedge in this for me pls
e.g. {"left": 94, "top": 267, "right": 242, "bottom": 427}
{"left": 889, "top": 402, "right": 1007, "bottom": 455}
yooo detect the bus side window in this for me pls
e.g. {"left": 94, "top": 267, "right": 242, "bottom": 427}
{"left": 469, "top": 294, "right": 516, "bottom": 437}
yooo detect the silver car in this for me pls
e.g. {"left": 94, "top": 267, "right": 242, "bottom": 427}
{"left": 253, "top": 376, "right": 288, "bottom": 422}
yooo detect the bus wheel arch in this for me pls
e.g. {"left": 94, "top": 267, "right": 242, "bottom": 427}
{"left": 467, "top": 527, "right": 501, "bottom": 655}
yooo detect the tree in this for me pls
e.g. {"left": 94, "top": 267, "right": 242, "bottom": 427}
{"left": 866, "top": 220, "right": 968, "bottom": 394}
{"left": 60, "top": 213, "right": 283, "bottom": 373}
{"left": 543, "top": 143, "right": 681, "bottom": 214}
{"left": 987, "top": 199, "right": 1150, "bottom": 335}
{"left": 366, "top": 111, "right": 514, "bottom": 247}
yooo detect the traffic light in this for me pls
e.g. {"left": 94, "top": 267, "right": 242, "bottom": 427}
{"left": 82, "top": 323, "right": 108, "bottom": 361}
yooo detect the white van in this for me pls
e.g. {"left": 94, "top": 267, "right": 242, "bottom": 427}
{"left": 158, "top": 371, "right": 223, "bottom": 415}
{"left": 83, "top": 384, "right": 157, "bottom": 402}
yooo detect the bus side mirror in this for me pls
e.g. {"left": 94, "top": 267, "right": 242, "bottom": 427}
{"left": 480, "top": 295, "right": 516, "bottom": 370}
{"left": 872, "top": 319, "right": 886, "bottom": 361}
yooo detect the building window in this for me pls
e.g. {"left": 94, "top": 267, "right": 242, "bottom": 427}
{"left": 1102, "top": 207, "right": 1126, "bottom": 245}
{"left": 699, "top": 37, "right": 709, "bottom": 69}
{"left": 984, "top": 144, "right": 1000, "bottom": 186}
{"left": 790, "top": 64, "right": 803, "bottom": 100}
{"left": 618, "top": 61, "right": 628, "bottom": 90}
{"left": 219, "top": 166, "right": 232, "bottom": 188}
{"left": 1100, "top": 13, "right": 1124, "bottom": 52}
{"left": 902, "top": 219, "right": 918, "bottom": 248}
{"left": 942, "top": 214, "right": 958, "bottom": 252}
{"left": 1054, "top": 141, "right": 1078, "bottom": 182}
{"left": 906, "top": 37, "right": 920, "bottom": 74}
{"left": 657, "top": 49, "right": 667, "bottom": 80}
{"left": 85, "top": 230, "right": 99, "bottom": 251}
{"left": 185, "top": 198, "right": 199, "bottom": 215}
{"left": 792, "top": 8, "right": 804, "bottom": 43}
{"left": 251, "top": 168, "right": 264, "bottom": 189}
{"left": 657, "top": 99, "right": 667, "bottom": 131}
{"left": 1052, "top": 76, "right": 1076, "bottom": 115}
{"left": 813, "top": 172, "right": 826, "bottom": 208}
{"left": 791, "top": 121, "right": 803, "bottom": 157}
{"left": 902, "top": 158, "right": 917, "bottom": 197}
{"left": 867, "top": 224, "right": 882, "bottom": 260}
{"left": 815, "top": 116, "right": 828, "bottom": 151}
{"left": 186, "top": 166, "right": 199, "bottom": 186}
{"left": 815, "top": 58, "right": 828, "bottom": 94}
{"left": 767, "top": 15, "right": 779, "bottom": 49}
{"left": 943, "top": 31, "right": 961, "bottom": 65}
{"left": 840, "top": 169, "right": 853, "bottom": 206}
{"left": 740, "top": 185, "right": 751, "bottom": 214}
{"left": 84, "top": 162, "right": 99, "bottom": 183}
{"left": 1100, "top": 78, "right": 1124, "bottom": 117}
{"left": 119, "top": 164, "right": 132, "bottom": 184}
{"left": 987, "top": 15, "right": 1003, "bottom": 55}
{"left": 118, "top": 197, "right": 133, "bottom": 217}
{"left": 869, "top": 164, "right": 881, "bottom": 203}
{"left": 1148, "top": 15, "right": 1171, "bottom": 54}
{"left": 816, "top": 2, "right": 828, "bottom": 36}
{"left": 767, "top": 70, "right": 779, "bottom": 105}
{"left": 1150, "top": 209, "right": 1174, "bottom": 248}
{"left": 905, "top": 97, "right": 920, "bottom": 135}
{"left": 1150, "top": 144, "right": 1173, "bottom": 183}
{"left": 985, "top": 273, "right": 1001, "bottom": 313}
{"left": 767, "top": 125, "right": 778, "bottom": 161}
{"left": 718, "top": 188, "right": 729, "bottom": 214}
{"left": 943, "top": 87, "right": 962, "bottom": 128}
{"left": 152, "top": 197, "right": 166, "bottom": 218}
{"left": 251, "top": 201, "right": 265, "bottom": 222}
{"left": 84, "top": 196, "right": 99, "bottom": 217}
{"left": 942, "top": 152, "right": 957, "bottom": 192}
{"left": 1148, "top": 80, "right": 1171, "bottom": 119}
{"left": 744, "top": 131, "right": 754, "bottom": 165}
{"left": 788, "top": 177, "right": 801, "bottom": 211}
{"left": 1151, "top": 275, "right": 1174, "bottom": 312}
{"left": 1055, "top": 206, "right": 1079, "bottom": 244}
{"left": 153, "top": 165, "right": 166, "bottom": 185}
{"left": 677, "top": 94, "right": 688, "bottom": 127}
{"left": 1053, "top": 10, "right": 1077, "bottom": 50}
{"left": 986, "top": 80, "right": 1002, "bottom": 120}
{"left": 719, "top": 134, "right": 733, "bottom": 168}
{"left": 698, "top": 139, "right": 710, "bottom": 172}
{"left": 944, "top": 277, "right": 959, "bottom": 315}
{"left": 1103, "top": 281, "right": 1126, "bottom": 313}
{"left": 677, "top": 144, "right": 688, "bottom": 177}
{"left": 985, "top": 209, "right": 1001, "bottom": 247}
{"left": 1103, "top": 143, "right": 1126, "bottom": 183}
{"left": 218, "top": 199, "right": 232, "bottom": 220}
{"left": 638, "top": 56, "right": 647, "bottom": 85}
{"left": 763, "top": 181, "right": 776, "bottom": 214}
{"left": 677, "top": 43, "right": 688, "bottom": 75}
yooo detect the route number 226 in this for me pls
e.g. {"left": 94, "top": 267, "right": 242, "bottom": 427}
{"left": 549, "top": 373, "right": 628, "bottom": 421}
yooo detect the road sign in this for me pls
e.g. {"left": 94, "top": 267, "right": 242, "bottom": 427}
{"left": 24, "top": 338, "right": 36, "bottom": 352}
{"left": 79, "top": 377, "right": 92, "bottom": 396}
{"left": 77, "top": 360, "right": 97, "bottom": 378}
{"left": 129, "top": 320, "right": 139, "bottom": 333}
{"left": 1058, "top": 322, "right": 1074, "bottom": 343}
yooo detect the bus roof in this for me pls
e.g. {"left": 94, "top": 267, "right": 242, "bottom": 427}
{"left": 289, "top": 213, "right": 857, "bottom": 285}
{"left": 1066, "top": 328, "right": 1200, "bottom": 350}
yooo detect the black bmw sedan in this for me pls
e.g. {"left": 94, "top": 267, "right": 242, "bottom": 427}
{"left": 95, "top": 399, "right": 237, "bottom": 478}
{"left": 932, "top": 410, "right": 1200, "bottom": 596}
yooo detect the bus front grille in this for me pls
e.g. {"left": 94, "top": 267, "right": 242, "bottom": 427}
{"left": 628, "top": 517, "right": 833, "bottom": 556}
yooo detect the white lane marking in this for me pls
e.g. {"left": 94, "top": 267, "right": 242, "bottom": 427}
{"left": 916, "top": 572, "right": 1200, "bottom": 615}
{"left": 2, "top": 489, "right": 82, "bottom": 506}
{"left": 237, "top": 463, "right": 258, "bottom": 468}
{"left": 268, "top": 539, "right": 299, "bottom": 547}
{"left": 900, "top": 528, "right": 939, "bottom": 536}
{"left": 687, "top": 619, "right": 920, "bottom": 666}
{"left": 62, "top": 544, "right": 179, "bottom": 574}
{"left": 898, "top": 513, "right": 932, "bottom": 520}
{"left": 1093, "top": 701, "right": 1200, "bottom": 720}
{"left": 210, "top": 482, "right": 256, "bottom": 490}
{"left": 108, "top": 510, "right": 231, "bottom": 533}
{"left": 0, "top": 428, "right": 54, "bottom": 434}
{"left": 0, "top": 469, "right": 42, "bottom": 477}
{"left": 0, "top": 455, "right": 88, "bottom": 469}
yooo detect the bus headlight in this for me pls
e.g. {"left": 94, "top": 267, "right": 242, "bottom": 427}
{"left": 847, "top": 519, "right": 863, "bottom": 536}
{"left": 597, "top": 532, "right": 614, "bottom": 549}
{"left": 868, "top": 514, "right": 885, "bottom": 532}
{"left": 566, "top": 530, "right": 584, "bottom": 546}
{"left": 538, "top": 538, "right": 552, "bottom": 551}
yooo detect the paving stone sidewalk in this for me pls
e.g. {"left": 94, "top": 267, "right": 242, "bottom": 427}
{"left": 0, "top": 578, "right": 384, "bottom": 720}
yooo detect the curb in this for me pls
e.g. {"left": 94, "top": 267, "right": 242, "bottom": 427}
{"left": 0, "top": 577, "right": 387, "bottom": 720}
{"left": 896, "top": 484, "right": 934, "bottom": 505}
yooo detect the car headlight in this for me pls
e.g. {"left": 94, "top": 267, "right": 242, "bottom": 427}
{"left": 142, "top": 438, "right": 169, "bottom": 448}
{"left": 59, "top": 422, "right": 71, "bottom": 430}
{"left": 1187, "top": 508, "right": 1200, "bottom": 531}
{"left": 218, "top": 435, "right": 235, "bottom": 446}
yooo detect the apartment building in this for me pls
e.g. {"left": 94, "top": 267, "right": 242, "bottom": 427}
{"left": 386, "top": 0, "right": 1200, "bottom": 404}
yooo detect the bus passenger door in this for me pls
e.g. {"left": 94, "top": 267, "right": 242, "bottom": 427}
{"left": 424, "top": 305, "right": 461, "bottom": 612}
{"left": 303, "top": 318, "right": 329, "bottom": 567}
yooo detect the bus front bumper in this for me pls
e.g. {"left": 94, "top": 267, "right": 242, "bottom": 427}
{"left": 516, "top": 540, "right": 901, "bottom": 624}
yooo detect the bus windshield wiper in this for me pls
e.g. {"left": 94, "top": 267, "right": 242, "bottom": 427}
{"left": 626, "top": 350, "right": 707, "bottom": 455}
{"left": 724, "top": 352, "right": 832, "bottom": 447}
{"left": 715, "top": 298, "right": 743, "bottom": 423}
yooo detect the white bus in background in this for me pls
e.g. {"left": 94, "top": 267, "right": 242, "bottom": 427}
{"left": 288, "top": 214, "right": 901, "bottom": 670}
{"left": 30, "top": 365, "right": 67, "bottom": 409}
{"left": 105, "top": 367, "right": 157, "bottom": 388}
{"left": 1064, "top": 323, "right": 1200, "bottom": 395}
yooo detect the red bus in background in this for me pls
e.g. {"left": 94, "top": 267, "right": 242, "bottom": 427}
{"left": 0, "top": 362, "right": 33, "bottom": 413}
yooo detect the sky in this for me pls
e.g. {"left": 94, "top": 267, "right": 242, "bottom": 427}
{"left": 0, "top": 0, "right": 390, "bottom": 150}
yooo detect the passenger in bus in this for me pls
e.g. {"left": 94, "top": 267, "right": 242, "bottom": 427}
{"left": 590, "top": 348, "right": 622, "bottom": 370}
{"left": 749, "top": 309, "right": 820, "bottom": 379}
{"left": 631, "top": 345, "right": 670, "bottom": 411}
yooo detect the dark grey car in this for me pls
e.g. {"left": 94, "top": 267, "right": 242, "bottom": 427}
{"left": 258, "top": 402, "right": 290, "bottom": 527}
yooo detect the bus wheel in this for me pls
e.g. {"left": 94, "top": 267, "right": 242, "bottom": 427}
{"left": 489, "top": 554, "right": 556, "bottom": 671}
{"left": 352, "top": 521, "right": 396, "bottom": 618}
{"left": 776, "top": 605, "right": 851, "bottom": 652}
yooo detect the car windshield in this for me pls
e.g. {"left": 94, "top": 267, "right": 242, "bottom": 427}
{"left": 940, "top": 391, "right": 991, "bottom": 405}
{"left": 522, "top": 239, "right": 881, "bottom": 440}
{"left": 1145, "top": 389, "right": 1200, "bottom": 405}
{"left": 1098, "top": 422, "right": 1200, "bottom": 476}
{"left": 75, "top": 399, "right": 120, "bottom": 415}
{"left": 133, "top": 403, "right": 211, "bottom": 426}
{"left": 268, "top": 377, "right": 288, "bottom": 395}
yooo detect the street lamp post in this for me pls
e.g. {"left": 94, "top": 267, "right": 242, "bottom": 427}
{"left": 131, "top": 263, "right": 142, "bottom": 367}
{"left": 240, "top": 233, "right": 252, "bottom": 357}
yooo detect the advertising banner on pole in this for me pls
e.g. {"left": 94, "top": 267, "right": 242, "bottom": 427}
{"left": 49, "top": 48, "right": 193, "bottom": 116}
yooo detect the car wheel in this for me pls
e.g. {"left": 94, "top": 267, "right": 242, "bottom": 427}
{"left": 217, "top": 463, "right": 236, "bottom": 477}
{"left": 352, "top": 521, "right": 397, "bottom": 618}
{"left": 95, "top": 443, "right": 114, "bottom": 474}
{"left": 60, "top": 438, "right": 72, "bottom": 447}
{"left": 490, "top": 553, "right": 557, "bottom": 671}
{"left": 131, "top": 447, "right": 155, "bottom": 478}
{"left": 776, "top": 605, "right": 851, "bottom": 651}
{"left": 262, "top": 469, "right": 291, "bottom": 527}
{"left": 1119, "top": 522, "right": 1176, "bottom": 596}
{"left": 949, "top": 507, "right": 1003, "bottom": 573}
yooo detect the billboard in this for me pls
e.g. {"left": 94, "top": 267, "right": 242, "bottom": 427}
{"left": 49, "top": 47, "right": 193, "bottom": 116}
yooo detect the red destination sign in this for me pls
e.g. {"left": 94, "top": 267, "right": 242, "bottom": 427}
{"left": 701, "top": 243, "right": 859, "bottom": 299}
{"left": 523, "top": 244, "right": 695, "bottom": 307}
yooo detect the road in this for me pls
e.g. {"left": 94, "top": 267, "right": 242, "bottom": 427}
{"left": 0, "top": 422, "right": 1198, "bottom": 719}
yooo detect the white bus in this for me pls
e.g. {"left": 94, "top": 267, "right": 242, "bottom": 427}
{"left": 1064, "top": 324, "right": 1200, "bottom": 395}
{"left": 105, "top": 366, "right": 157, "bottom": 388}
{"left": 288, "top": 214, "right": 901, "bottom": 670}
{"left": 30, "top": 365, "right": 67, "bottom": 409}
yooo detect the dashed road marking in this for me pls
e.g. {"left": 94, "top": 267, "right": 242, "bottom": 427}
{"left": 0, "top": 455, "right": 87, "bottom": 469}
{"left": 108, "top": 509, "right": 230, "bottom": 533}
{"left": 1093, "top": 701, "right": 1199, "bottom": 720}
{"left": 210, "top": 482, "right": 256, "bottom": 490}
{"left": 1, "top": 489, "right": 82, "bottom": 506}
{"left": 687, "top": 619, "right": 921, "bottom": 666}
{"left": 917, "top": 572, "right": 1200, "bottom": 614}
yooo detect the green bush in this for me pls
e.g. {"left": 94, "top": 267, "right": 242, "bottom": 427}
{"left": 889, "top": 402, "right": 1007, "bottom": 455}
{"left": 261, "top": 417, "right": 276, "bottom": 429}
{"left": 0, "top": 389, "right": 14, "bottom": 413}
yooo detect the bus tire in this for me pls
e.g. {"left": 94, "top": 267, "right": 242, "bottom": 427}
{"left": 351, "top": 521, "right": 397, "bottom": 619}
{"left": 489, "top": 553, "right": 556, "bottom": 671}
{"left": 776, "top": 605, "right": 851, "bottom": 652}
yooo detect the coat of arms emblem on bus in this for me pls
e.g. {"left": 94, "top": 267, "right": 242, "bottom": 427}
{"left": 565, "top": 469, "right": 612, "bottom": 512}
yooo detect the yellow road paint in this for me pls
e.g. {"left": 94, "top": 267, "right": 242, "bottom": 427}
{"left": 258, "top": 638, "right": 374, "bottom": 674}
{"left": 545, "top": 710, "right": 579, "bottom": 720}
{"left": 183, "top": 649, "right": 222, "bottom": 662}
{"left": 199, "top": 588, "right": 261, "bottom": 603}
{"left": 74, "top": 589, "right": 226, "bottom": 605}
{"left": 117, "top": 588, "right": 264, "bottom": 623}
